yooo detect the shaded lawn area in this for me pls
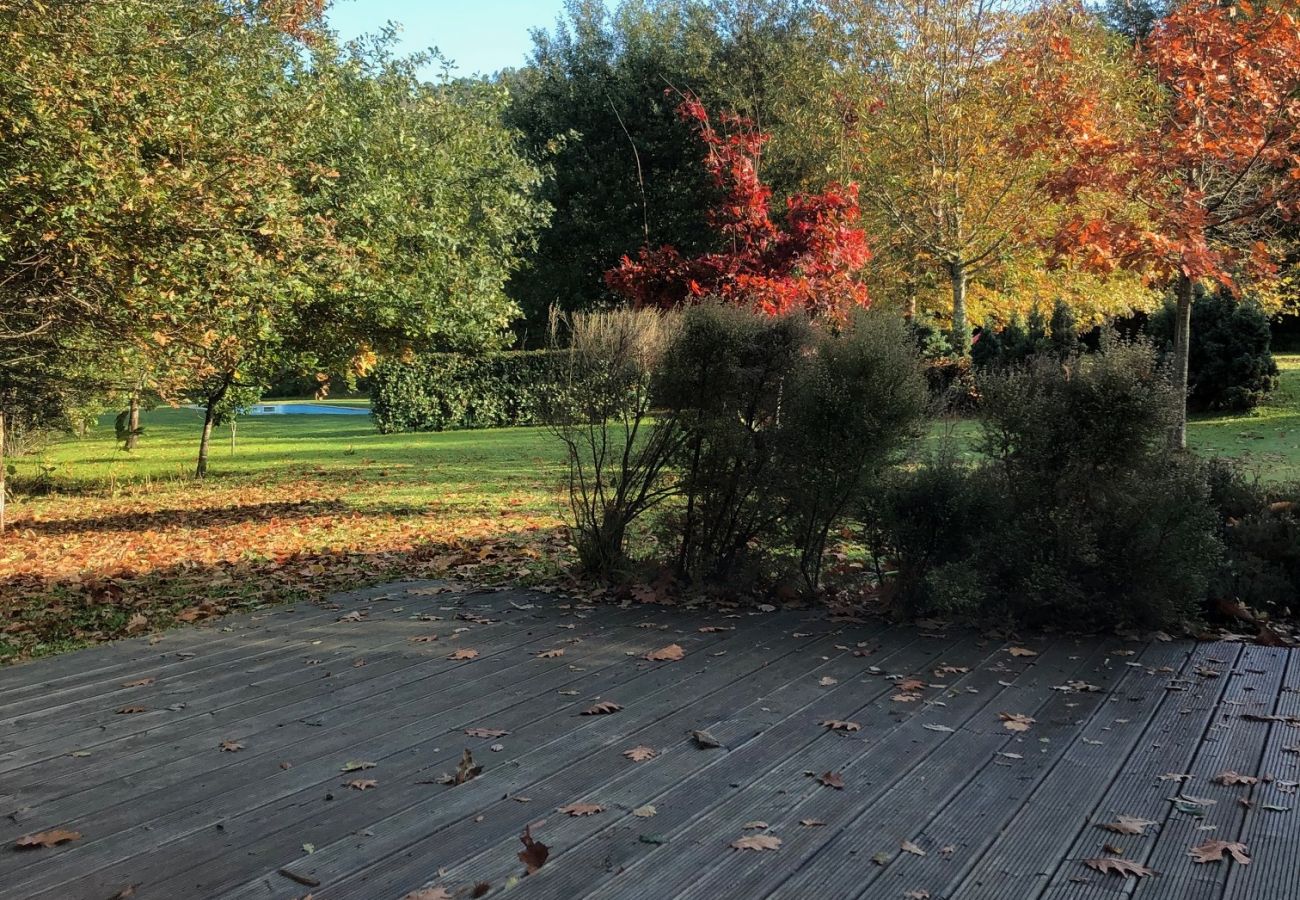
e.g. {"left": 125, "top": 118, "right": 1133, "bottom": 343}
{"left": 2, "top": 355, "right": 1297, "bottom": 664}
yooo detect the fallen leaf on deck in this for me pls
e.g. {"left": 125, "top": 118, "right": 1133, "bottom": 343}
{"left": 454, "top": 748, "right": 483, "bottom": 784}
{"left": 402, "top": 888, "right": 452, "bottom": 900}
{"left": 819, "top": 676, "right": 839, "bottom": 686}
{"left": 623, "top": 746, "right": 657, "bottom": 762}
{"left": 341, "top": 761, "right": 376, "bottom": 772}
{"left": 692, "top": 730, "right": 722, "bottom": 749}
{"left": 904, "top": 891, "right": 930, "bottom": 899}
{"left": 465, "top": 727, "right": 510, "bottom": 739}
{"left": 558, "top": 803, "right": 605, "bottom": 816}
{"left": 822, "top": 720, "right": 861, "bottom": 732}
{"left": 1008, "top": 647, "right": 1038, "bottom": 657}
{"left": 633, "top": 805, "right": 657, "bottom": 818}
{"left": 1213, "top": 771, "right": 1258, "bottom": 786}
{"left": 800, "top": 819, "right": 826, "bottom": 827}
{"left": 924, "top": 724, "right": 954, "bottom": 733}
{"left": 1083, "top": 857, "right": 1155, "bottom": 877}
{"left": 536, "top": 649, "right": 565, "bottom": 658}
{"left": 645, "top": 644, "right": 685, "bottom": 661}
{"left": 518, "top": 825, "right": 549, "bottom": 874}
{"left": 582, "top": 701, "right": 623, "bottom": 715}
{"left": 121, "top": 678, "right": 154, "bottom": 688}
{"left": 999, "top": 713, "right": 1036, "bottom": 732}
{"left": 116, "top": 706, "right": 147, "bottom": 714}
{"left": 1157, "top": 773, "right": 1191, "bottom": 782}
{"left": 898, "top": 678, "right": 926, "bottom": 692}
{"left": 1189, "top": 840, "right": 1250, "bottom": 864}
{"left": 218, "top": 740, "right": 244, "bottom": 752}
{"left": 14, "top": 829, "right": 81, "bottom": 850}
{"left": 818, "top": 772, "right": 845, "bottom": 789}
{"left": 410, "top": 635, "right": 440, "bottom": 643}
{"left": 1100, "top": 815, "right": 1157, "bottom": 835}
{"left": 743, "top": 821, "right": 769, "bottom": 830}
{"left": 337, "top": 611, "right": 365, "bottom": 622}
{"left": 449, "top": 649, "right": 479, "bottom": 660}
{"left": 731, "top": 834, "right": 782, "bottom": 851}
{"left": 345, "top": 779, "right": 378, "bottom": 790}
{"left": 901, "top": 840, "right": 926, "bottom": 856}
{"left": 471, "top": 883, "right": 491, "bottom": 899}
{"left": 935, "top": 665, "right": 969, "bottom": 676}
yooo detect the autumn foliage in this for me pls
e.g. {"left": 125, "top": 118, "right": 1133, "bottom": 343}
{"left": 605, "top": 95, "right": 871, "bottom": 320}
{"left": 1023, "top": 0, "right": 1300, "bottom": 289}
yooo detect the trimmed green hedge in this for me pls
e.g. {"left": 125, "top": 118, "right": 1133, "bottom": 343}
{"left": 370, "top": 351, "right": 553, "bottom": 433}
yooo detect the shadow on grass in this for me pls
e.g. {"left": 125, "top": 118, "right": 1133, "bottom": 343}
{"left": 7, "top": 498, "right": 354, "bottom": 538}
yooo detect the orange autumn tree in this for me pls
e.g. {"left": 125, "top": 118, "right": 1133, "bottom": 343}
{"left": 1023, "top": 0, "right": 1300, "bottom": 446}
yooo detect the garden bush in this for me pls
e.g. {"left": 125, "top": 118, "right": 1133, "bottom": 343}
{"left": 543, "top": 309, "right": 684, "bottom": 577}
{"left": 1148, "top": 286, "right": 1278, "bottom": 411}
{"left": 869, "top": 336, "right": 1221, "bottom": 629}
{"left": 370, "top": 351, "right": 553, "bottom": 433}
{"left": 654, "top": 304, "right": 813, "bottom": 585}
{"left": 1206, "top": 459, "right": 1300, "bottom": 619}
{"left": 972, "top": 299, "right": 1079, "bottom": 370}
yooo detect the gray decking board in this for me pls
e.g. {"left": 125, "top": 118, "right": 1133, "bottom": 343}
{"left": 3, "top": 587, "right": 1299, "bottom": 900}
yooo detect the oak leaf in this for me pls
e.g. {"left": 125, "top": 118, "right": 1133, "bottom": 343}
{"left": 219, "top": 740, "right": 245, "bottom": 752}
{"left": 345, "top": 779, "right": 378, "bottom": 790}
{"left": 1189, "top": 840, "right": 1250, "bottom": 864}
{"left": 818, "top": 771, "right": 845, "bottom": 789}
{"left": 623, "top": 746, "right": 657, "bottom": 762}
{"left": 999, "top": 713, "right": 1036, "bottom": 732}
{"left": 518, "top": 825, "right": 549, "bottom": 874}
{"left": 822, "top": 720, "right": 861, "bottom": 732}
{"left": 731, "top": 834, "right": 782, "bottom": 851}
{"left": 582, "top": 701, "right": 622, "bottom": 715}
{"left": 14, "top": 829, "right": 81, "bottom": 850}
{"left": 1100, "top": 815, "right": 1157, "bottom": 835}
{"left": 449, "top": 649, "right": 479, "bottom": 660}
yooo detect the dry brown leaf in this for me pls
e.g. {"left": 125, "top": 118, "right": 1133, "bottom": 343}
{"left": 536, "top": 649, "right": 565, "bottom": 658}
{"left": 901, "top": 840, "right": 926, "bottom": 857}
{"left": 455, "top": 748, "right": 483, "bottom": 785}
{"left": 465, "top": 727, "right": 510, "bottom": 739}
{"left": 1100, "top": 815, "right": 1157, "bottom": 835}
{"left": 1008, "top": 647, "right": 1038, "bottom": 657}
{"left": 633, "top": 805, "right": 657, "bottom": 818}
{"left": 402, "top": 888, "right": 452, "bottom": 900}
{"left": 892, "top": 693, "right": 922, "bottom": 703}
{"left": 345, "top": 779, "right": 378, "bottom": 790}
{"left": 800, "top": 819, "right": 827, "bottom": 827}
{"left": 582, "top": 701, "right": 623, "bottom": 715}
{"left": 1213, "top": 770, "right": 1258, "bottom": 786}
{"left": 558, "top": 803, "right": 605, "bottom": 816}
{"left": 819, "top": 676, "right": 839, "bottom": 686}
{"left": 218, "top": 740, "right": 244, "bottom": 752}
{"left": 623, "top": 746, "right": 657, "bottom": 762}
{"left": 822, "top": 720, "right": 861, "bottom": 732}
{"left": 1189, "top": 840, "right": 1251, "bottom": 864}
{"left": 449, "top": 649, "right": 479, "bottom": 660}
{"left": 116, "top": 706, "right": 147, "bottom": 715}
{"left": 410, "top": 635, "right": 440, "bottom": 643}
{"left": 935, "top": 665, "right": 969, "bottom": 676}
{"left": 743, "top": 821, "right": 769, "bottom": 830}
{"left": 731, "top": 834, "right": 782, "bottom": 851}
{"left": 121, "top": 677, "right": 154, "bottom": 688}
{"left": 14, "top": 829, "right": 82, "bottom": 850}
{"left": 999, "top": 713, "right": 1036, "bottom": 732}
{"left": 518, "top": 825, "right": 549, "bottom": 874}
{"left": 645, "top": 643, "right": 685, "bottom": 661}
{"left": 1083, "top": 857, "right": 1155, "bottom": 878}
{"left": 898, "top": 678, "right": 926, "bottom": 692}
{"left": 818, "top": 771, "right": 845, "bottom": 789}
{"left": 904, "top": 891, "right": 930, "bottom": 900}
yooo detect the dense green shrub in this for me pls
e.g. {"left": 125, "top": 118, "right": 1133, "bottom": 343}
{"left": 1148, "top": 287, "right": 1278, "bottom": 411}
{"left": 370, "top": 351, "right": 553, "bottom": 433}
{"left": 870, "top": 338, "right": 1221, "bottom": 629}
{"left": 655, "top": 305, "right": 813, "bottom": 584}
{"left": 780, "top": 312, "right": 929, "bottom": 589}
{"left": 1206, "top": 459, "right": 1300, "bottom": 617}
{"left": 972, "top": 299, "right": 1079, "bottom": 370}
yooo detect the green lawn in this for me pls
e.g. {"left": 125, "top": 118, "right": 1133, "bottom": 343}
{"left": 1, "top": 355, "right": 1296, "bottom": 663}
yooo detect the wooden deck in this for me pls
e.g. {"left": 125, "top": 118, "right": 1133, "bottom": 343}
{"left": 2, "top": 582, "right": 1297, "bottom": 900}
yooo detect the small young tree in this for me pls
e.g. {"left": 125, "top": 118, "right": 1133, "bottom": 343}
{"left": 1023, "top": 0, "right": 1300, "bottom": 446}
{"left": 544, "top": 309, "right": 684, "bottom": 576}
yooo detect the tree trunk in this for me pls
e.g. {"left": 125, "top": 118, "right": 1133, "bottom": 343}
{"left": 949, "top": 260, "right": 970, "bottom": 357}
{"left": 1170, "top": 273, "right": 1194, "bottom": 450}
{"left": 0, "top": 408, "right": 6, "bottom": 535}
{"left": 125, "top": 394, "right": 140, "bottom": 450}
{"left": 196, "top": 375, "right": 232, "bottom": 478}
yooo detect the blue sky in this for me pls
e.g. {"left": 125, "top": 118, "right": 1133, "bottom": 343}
{"left": 327, "top": 1, "right": 606, "bottom": 77}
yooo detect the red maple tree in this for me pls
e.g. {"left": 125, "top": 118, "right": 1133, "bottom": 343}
{"left": 605, "top": 95, "right": 872, "bottom": 320}
{"left": 1021, "top": 0, "right": 1300, "bottom": 445}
